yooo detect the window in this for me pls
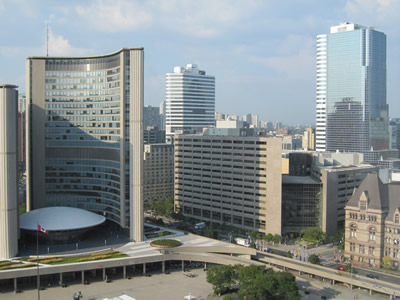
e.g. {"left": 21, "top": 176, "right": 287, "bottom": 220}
{"left": 359, "top": 245, "right": 365, "bottom": 254}
{"left": 368, "top": 247, "right": 374, "bottom": 256}
{"left": 350, "top": 224, "right": 357, "bottom": 238}
{"left": 369, "top": 227, "right": 376, "bottom": 241}
{"left": 350, "top": 242, "right": 355, "bottom": 252}
{"left": 395, "top": 214, "right": 399, "bottom": 224}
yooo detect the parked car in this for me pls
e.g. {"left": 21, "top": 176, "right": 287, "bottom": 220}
{"left": 366, "top": 273, "right": 378, "bottom": 279}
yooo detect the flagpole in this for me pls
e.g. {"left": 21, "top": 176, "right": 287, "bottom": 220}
{"left": 37, "top": 222, "right": 40, "bottom": 300}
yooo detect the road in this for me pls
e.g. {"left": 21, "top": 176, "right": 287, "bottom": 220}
{"left": 264, "top": 243, "right": 400, "bottom": 285}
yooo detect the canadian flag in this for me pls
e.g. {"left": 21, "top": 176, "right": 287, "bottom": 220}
{"left": 38, "top": 224, "right": 48, "bottom": 234}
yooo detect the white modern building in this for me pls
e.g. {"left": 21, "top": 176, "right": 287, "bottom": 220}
{"left": 0, "top": 84, "right": 19, "bottom": 258}
{"left": 315, "top": 23, "right": 389, "bottom": 152}
{"left": 165, "top": 64, "right": 215, "bottom": 137}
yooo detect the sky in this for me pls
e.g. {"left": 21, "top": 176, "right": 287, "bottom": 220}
{"left": 1, "top": 0, "right": 399, "bottom": 125}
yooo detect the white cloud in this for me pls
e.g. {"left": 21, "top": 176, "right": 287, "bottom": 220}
{"left": 76, "top": 0, "right": 152, "bottom": 33}
{"left": 48, "top": 28, "right": 92, "bottom": 56}
{"left": 75, "top": 0, "right": 263, "bottom": 38}
{"left": 344, "top": 0, "right": 400, "bottom": 23}
{"left": 249, "top": 35, "right": 315, "bottom": 80}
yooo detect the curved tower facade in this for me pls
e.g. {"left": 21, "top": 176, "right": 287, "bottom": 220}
{"left": 26, "top": 49, "right": 144, "bottom": 241}
{"left": 0, "top": 84, "right": 19, "bottom": 258}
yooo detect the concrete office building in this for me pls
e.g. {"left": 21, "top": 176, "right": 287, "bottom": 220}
{"left": 143, "top": 105, "right": 161, "bottom": 129}
{"left": 174, "top": 134, "right": 282, "bottom": 235}
{"left": 166, "top": 64, "right": 215, "bottom": 137}
{"left": 143, "top": 144, "right": 174, "bottom": 204}
{"left": 0, "top": 84, "right": 19, "bottom": 258}
{"left": 286, "top": 151, "right": 377, "bottom": 236}
{"left": 143, "top": 126, "right": 165, "bottom": 144}
{"left": 316, "top": 23, "right": 389, "bottom": 152}
{"left": 311, "top": 152, "right": 377, "bottom": 236}
{"left": 345, "top": 173, "right": 400, "bottom": 270}
{"left": 302, "top": 128, "right": 315, "bottom": 150}
{"left": 26, "top": 48, "right": 144, "bottom": 242}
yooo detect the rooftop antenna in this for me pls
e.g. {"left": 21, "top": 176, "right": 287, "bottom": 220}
{"left": 46, "top": 21, "right": 49, "bottom": 56}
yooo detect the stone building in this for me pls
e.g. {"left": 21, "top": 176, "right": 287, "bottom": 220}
{"left": 345, "top": 173, "right": 400, "bottom": 269}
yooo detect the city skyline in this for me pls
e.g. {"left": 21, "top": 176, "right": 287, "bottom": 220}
{"left": 1, "top": 0, "right": 399, "bottom": 124}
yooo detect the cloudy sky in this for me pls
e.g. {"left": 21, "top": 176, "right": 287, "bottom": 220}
{"left": 1, "top": 0, "right": 399, "bottom": 124}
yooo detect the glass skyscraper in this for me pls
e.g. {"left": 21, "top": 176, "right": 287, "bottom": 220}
{"left": 316, "top": 23, "right": 389, "bottom": 152}
{"left": 26, "top": 48, "right": 144, "bottom": 241}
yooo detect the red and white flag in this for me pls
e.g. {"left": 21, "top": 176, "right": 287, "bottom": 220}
{"left": 37, "top": 224, "right": 48, "bottom": 234}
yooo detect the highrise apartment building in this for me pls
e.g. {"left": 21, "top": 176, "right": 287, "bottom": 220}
{"left": 316, "top": 23, "right": 389, "bottom": 152}
{"left": 26, "top": 48, "right": 144, "bottom": 241}
{"left": 165, "top": 64, "right": 215, "bottom": 137}
{"left": 174, "top": 134, "right": 282, "bottom": 235}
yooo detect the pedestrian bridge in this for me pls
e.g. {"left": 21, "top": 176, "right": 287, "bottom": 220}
{"left": 0, "top": 234, "right": 399, "bottom": 299}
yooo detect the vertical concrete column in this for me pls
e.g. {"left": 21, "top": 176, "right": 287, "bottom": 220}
{"left": 182, "top": 260, "right": 185, "bottom": 272}
{"left": 369, "top": 289, "right": 372, "bottom": 295}
{"left": 103, "top": 268, "right": 106, "bottom": 281}
{"left": 332, "top": 279, "right": 335, "bottom": 285}
{"left": 143, "top": 263, "right": 146, "bottom": 275}
{"left": 204, "top": 262, "right": 207, "bottom": 269}
{"left": 81, "top": 271, "right": 85, "bottom": 284}
{"left": 60, "top": 273, "right": 63, "bottom": 285}
{"left": 0, "top": 85, "right": 19, "bottom": 259}
{"left": 162, "top": 261, "right": 165, "bottom": 273}
{"left": 123, "top": 266, "right": 126, "bottom": 278}
{"left": 13, "top": 278, "right": 17, "bottom": 292}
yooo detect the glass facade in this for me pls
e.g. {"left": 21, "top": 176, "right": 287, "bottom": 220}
{"left": 282, "top": 178, "right": 322, "bottom": 234}
{"left": 318, "top": 24, "right": 389, "bottom": 152}
{"left": 27, "top": 49, "right": 144, "bottom": 236}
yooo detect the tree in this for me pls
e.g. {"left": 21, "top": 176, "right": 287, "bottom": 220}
{"left": 345, "top": 263, "right": 357, "bottom": 274}
{"left": 203, "top": 226, "right": 218, "bottom": 239}
{"left": 150, "top": 197, "right": 175, "bottom": 218}
{"left": 286, "top": 251, "right": 292, "bottom": 258}
{"left": 308, "top": 254, "right": 321, "bottom": 265}
{"left": 300, "top": 227, "right": 325, "bottom": 244}
{"left": 382, "top": 256, "right": 392, "bottom": 269}
{"left": 237, "top": 265, "right": 300, "bottom": 300}
{"left": 264, "top": 233, "right": 273, "bottom": 241}
{"left": 206, "top": 265, "right": 238, "bottom": 296}
{"left": 272, "top": 234, "right": 282, "bottom": 244}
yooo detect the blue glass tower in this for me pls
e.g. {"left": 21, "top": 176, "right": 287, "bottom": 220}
{"left": 316, "top": 23, "right": 389, "bottom": 152}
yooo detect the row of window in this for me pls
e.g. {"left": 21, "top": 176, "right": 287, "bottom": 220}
{"left": 349, "top": 243, "right": 375, "bottom": 255}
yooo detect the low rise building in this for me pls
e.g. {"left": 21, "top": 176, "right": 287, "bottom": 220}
{"left": 345, "top": 173, "right": 400, "bottom": 270}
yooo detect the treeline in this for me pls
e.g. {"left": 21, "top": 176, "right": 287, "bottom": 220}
{"left": 206, "top": 264, "right": 300, "bottom": 300}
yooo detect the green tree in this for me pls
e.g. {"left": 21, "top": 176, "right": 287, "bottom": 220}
{"left": 264, "top": 233, "right": 273, "bottom": 241}
{"left": 203, "top": 226, "right": 218, "bottom": 239}
{"left": 345, "top": 263, "right": 357, "bottom": 274}
{"left": 150, "top": 197, "right": 175, "bottom": 218}
{"left": 300, "top": 227, "right": 325, "bottom": 244}
{"left": 382, "top": 256, "right": 392, "bottom": 269}
{"left": 272, "top": 234, "right": 282, "bottom": 244}
{"left": 308, "top": 254, "right": 321, "bottom": 265}
{"left": 206, "top": 265, "right": 238, "bottom": 296}
{"left": 286, "top": 251, "right": 292, "bottom": 258}
{"left": 237, "top": 265, "right": 300, "bottom": 300}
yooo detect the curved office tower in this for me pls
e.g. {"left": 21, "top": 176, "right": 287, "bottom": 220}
{"left": 26, "top": 49, "right": 144, "bottom": 241}
{"left": 0, "top": 84, "right": 19, "bottom": 258}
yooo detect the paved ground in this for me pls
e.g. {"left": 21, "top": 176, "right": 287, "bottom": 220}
{"left": 3, "top": 266, "right": 391, "bottom": 300}
{"left": 4, "top": 268, "right": 212, "bottom": 300}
